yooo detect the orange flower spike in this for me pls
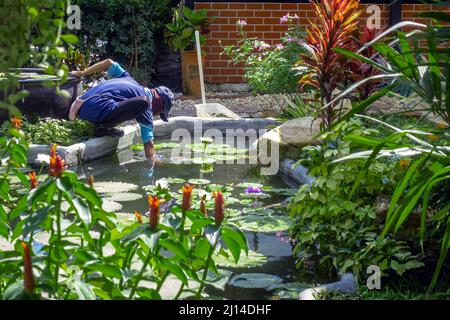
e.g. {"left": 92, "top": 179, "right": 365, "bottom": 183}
{"left": 28, "top": 171, "right": 39, "bottom": 190}
{"left": 148, "top": 195, "right": 160, "bottom": 230}
{"left": 21, "top": 242, "right": 35, "bottom": 295}
{"left": 213, "top": 191, "right": 224, "bottom": 226}
{"left": 49, "top": 144, "right": 65, "bottom": 177}
{"left": 134, "top": 211, "right": 143, "bottom": 224}
{"left": 87, "top": 175, "right": 94, "bottom": 188}
{"left": 11, "top": 116, "right": 23, "bottom": 129}
{"left": 181, "top": 183, "right": 195, "bottom": 212}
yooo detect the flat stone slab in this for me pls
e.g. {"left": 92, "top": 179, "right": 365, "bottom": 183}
{"left": 27, "top": 117, "right": 280, "bottom": 167}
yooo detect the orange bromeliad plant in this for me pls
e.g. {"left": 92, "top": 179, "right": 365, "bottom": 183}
{"left": 49, "top": 144, "right": 65, "bottom": 178}
{"left": 148, "top": 195, "right": 160, "bottom": 230}
{"left": 21, "top": 242, "right": 35, "bottom": 296}
{"left": 134, "top": 211, "right": 143, "bottom": 224}
{"left": 181, "top": 183, "right": 195, "bottom": 212}
{"left": 213, "top": 191, "right": 224, "bottom": 226}
{"left": 299, "top": 0, "right": 361, "bottom": 129}
{"left": 28, "top": 171, "right": 38, "bottom": 190}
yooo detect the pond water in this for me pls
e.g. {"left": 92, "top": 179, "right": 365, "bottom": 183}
{"left": 72, "top": 143, "right": 333, "bottom": 300}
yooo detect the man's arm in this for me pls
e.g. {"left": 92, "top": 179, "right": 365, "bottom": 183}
{"left": 70, "top": 59, "right": 114, "bottom": 77}
{"left": 144, "top": 140, "right": 156, "bottom": 160}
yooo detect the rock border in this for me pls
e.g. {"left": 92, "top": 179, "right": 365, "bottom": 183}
{"left": 27, "top": 117, "right": 280, "bottom": 167}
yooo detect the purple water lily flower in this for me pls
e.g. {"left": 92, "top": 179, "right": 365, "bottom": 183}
{"left": 245, "top": 186, "right": 264, "bottom": 194}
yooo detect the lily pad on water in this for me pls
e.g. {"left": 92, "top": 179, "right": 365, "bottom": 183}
{"left": 103, "top": 192, "right": 143, "bottom": 202}
{"left": 188, "top": 178, "right": 211, "bottom": 185}
{"left": 163, "top": 177, "right": 185, "bottom": 184}
{"left": 132, "top": 142, "right": 180, "bottom": 152}
{"left": 229, "top": 214, "right": 291, "bottom": 232}
{"left": 229, "top": 273, "right": 283, "bottom": 289}
{"left": 93, "top": 182, "right": 138, "bottom": 194}
{"left": 191, "top": 157, "right": 216, "bottom": 165}
{"left": 215, "top": 250, "right": 268, "bottom": 268}
{"left": 102, "top": 200, "right": 123, "bottom": 212}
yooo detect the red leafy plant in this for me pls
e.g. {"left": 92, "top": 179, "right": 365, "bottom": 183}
{"left": 347, "top": 26, "right": 384, "bottom": 101}
{"left": 298, "top": 0, "right": 361, "bottom": 129}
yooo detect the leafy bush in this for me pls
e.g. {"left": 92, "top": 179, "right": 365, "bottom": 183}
{"left": 71, "top": 0, "right": 173, "bottom": 83}
{"left": 165, "top": 6, "right": 214, "bottom": 52}
{"left": 19, "top": 118, "right": 94, "bottom": 146}
{"left": 289, "top": 120, "right": 425, "bottom": 283}
{"left": 222, "top": 15, "right": 304, "bottom": 94}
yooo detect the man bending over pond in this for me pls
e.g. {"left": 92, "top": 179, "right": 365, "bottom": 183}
{"left": 69, "top": 59, "right": 174, "bottom": 160}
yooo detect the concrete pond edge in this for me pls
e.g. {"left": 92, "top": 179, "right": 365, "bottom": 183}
{"left": 27, "top": 116, "right": 281, "bottom": 167}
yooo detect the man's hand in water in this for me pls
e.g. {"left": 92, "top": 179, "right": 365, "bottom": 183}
{"left": 144, "top": 140, "right": 156, "bottom": 160}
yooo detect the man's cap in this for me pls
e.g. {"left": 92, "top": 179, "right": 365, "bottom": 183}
{"left": 154, "top": 86, "right": 174, "bottom": 122}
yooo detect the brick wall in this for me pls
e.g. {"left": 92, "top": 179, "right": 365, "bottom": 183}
{"left": 194, "top": 1, "right": 450, "bottom": 84}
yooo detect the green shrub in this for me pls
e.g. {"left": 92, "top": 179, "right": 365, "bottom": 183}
{"left": 2, "top": 118, "right": 95, "bottom": 146}
{"left": 222, "top": 16, "right": 304, "bottom": 94}
{"left": 289, "top": 120, "right": 424, "bottom": 283}
{"left": 72, "top": 0, "right": 173, "bottom": 83}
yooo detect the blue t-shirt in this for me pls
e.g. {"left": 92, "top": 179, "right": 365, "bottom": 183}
{"left": 78, "top": 62, "right": 154, "bottom": 142}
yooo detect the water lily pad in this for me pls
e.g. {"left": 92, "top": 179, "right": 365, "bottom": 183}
{"left": 103, "top": 193, "right": 143, "bottom": 202}
{"left": 102, "top": 200, "right": 123, "bottom": 212}
{"left": 229, "top": 214, "right": 290, "bottom": 232}
{"left": 94, "top": 182, "right": 138, "bottom": 194}
{"left": 164, "top": 177, "right": 185, "bottom": 184}
{"left": 236, "top": 182, "right": 264, "bottom": 189}
{"left": 215, "top": 251, "right": 268, "bottom": 268}
{"left": 155, "top": 142, "right": 181, "bottom": 150}
{"left": 263, "top": 187, "right": 297, "bottom": 196}
{"left": 206, "top": 184, "right": 234, "bottom": 192}
{"left": 188, "top": 178, "right": 211, "bottom": 185}
{"left": 229, "top": 273, "right": 283, "bottom": 289}
{"left": 210, "top": 154, "right": 247, "bottom": 161}
{"left": 191, "top": 157, "right": 216, "bottom": 165}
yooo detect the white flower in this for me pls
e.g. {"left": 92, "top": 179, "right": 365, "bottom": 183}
{"left": 198, "top": 189, "right": 212, "bottom": 201}
{"left": 155, "top": 178, "right": 169, "bottom": 189}
{"left": 200, "top": 137, "right": 214, "bottom": 144}
{"left": 36, "top": 153, "right": 50, "bottom": 165}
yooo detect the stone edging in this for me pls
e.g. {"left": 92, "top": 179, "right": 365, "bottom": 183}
{"left": 27, "top": 117, "right": 280, "bottom": 167}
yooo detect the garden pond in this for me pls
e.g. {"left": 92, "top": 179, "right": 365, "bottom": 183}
{"left": 30, "top": 140, "right": 334, "bottom": 299}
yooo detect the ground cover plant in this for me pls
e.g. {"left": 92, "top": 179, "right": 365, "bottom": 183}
{"left": 0, "top": 118, "right": 95, "bottom": 146}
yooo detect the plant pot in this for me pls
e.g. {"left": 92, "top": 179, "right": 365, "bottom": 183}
{"left": 0, "top": 68, "right": 82, "bottom": 123}
{"left": 181, "top": 50, "right": 205, "bottom": 98}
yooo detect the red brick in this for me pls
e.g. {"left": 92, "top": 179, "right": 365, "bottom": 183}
{"left": 254, "top": 25, "right": 272, "bottom": 32}
{"left": 220, "top": 68, "right": 237, "bottom": 75}
{"left": 236, "top": 11, "right": 255, "bottom": 18}
{"left": 210, "top": 32, "right": 229, "bottom": 39}
{"left": 246, "top": 17, "right": 265, "bottom": 25}
{"left": 281, "top": 4, "right": 300, "bottom": 11}
{"left": 228, "top": 76, "right": 244, "bottom": 83}
{"left": 195, "top": 3, "right": 210, "bottom": 10}
{"left": 229, "top": 3, "right": 246, "bottom": 10}
{"left": 211, "top": 76, "right": 229, "bottom": 83}
{"left": 220, "top": 11, "right": 237, "bottom": 18}
{"left": 254, "top": 10, "right": 272, "bottom": 17}
{"left": 264, "top": 32, "right": 282, "bottom": 39}
{"left": 220, "top": 24, "right": 239, "bottom": 32}
{"left": 264, "top": 18, "right": 281, "bottom": 24}
{"left": 264, "top": 3, "right": 281, "bottom": 10}
{"left": 211, "top": 3, "right": 228, "bottom": 10}
{"left": 246, "top": 4, "right": 264, "bottom": 10}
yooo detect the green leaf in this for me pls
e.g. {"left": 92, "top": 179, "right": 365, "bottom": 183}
{"left": 85, "top": 263, "right": 122, "bottom": 279}
{"left": 160, "top": 239, "right": 189, "bottom": 262}
{"left": 162, "top": 260, "right": 188, "bottom": 285}
{"left": 73, "top": 281, "right": 96, "bottom": 300}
